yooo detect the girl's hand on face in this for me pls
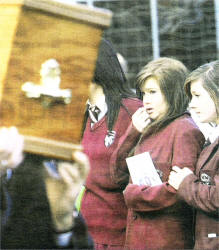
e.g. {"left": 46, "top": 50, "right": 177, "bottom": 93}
{"left": 132, "top": 107, "right": 151, "bottom": 133}
{"left": 168, "top": 166, "right": 193, "bottom": 190}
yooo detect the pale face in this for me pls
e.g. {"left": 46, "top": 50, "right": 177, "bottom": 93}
{"left": 89, "top": 82, "right": 104, "bottom": 105}
{"left": 189, "top": 79, "right": 218, "bottom": 124}
{"left": 141, "top": 77, "right": 168, "bottom": 121}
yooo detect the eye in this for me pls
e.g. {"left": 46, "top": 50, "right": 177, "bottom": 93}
{"left": 192, "top": 93, "right": 200, "bottom": 97}
{"left": 149, "top": 90, "right": 156, "bottom": 94}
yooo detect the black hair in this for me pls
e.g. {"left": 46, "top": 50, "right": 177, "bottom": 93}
{"left": 81, "top": 39, "right": 136, "bottom": 137}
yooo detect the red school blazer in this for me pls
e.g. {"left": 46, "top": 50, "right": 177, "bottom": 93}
{"left": 110, "top": 113, "right": 205, "bottom": 250}
{"left": 178, "top": 137, "right": 219, "bottom": 250}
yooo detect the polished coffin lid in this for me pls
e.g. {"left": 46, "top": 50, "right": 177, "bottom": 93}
{"left": 0, "top": 0, "right": 112, "bottom": 159}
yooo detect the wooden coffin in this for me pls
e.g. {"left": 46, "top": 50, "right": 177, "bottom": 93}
{"left": 0, "top": 0, "right": 112, "bottom": 160}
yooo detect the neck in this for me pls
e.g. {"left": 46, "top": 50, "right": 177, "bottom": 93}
{"left": 89, "top": 90, "right": 105, "bottom": 105}
{"left": 213, "top": 116, "right": 219, "bottom": 125}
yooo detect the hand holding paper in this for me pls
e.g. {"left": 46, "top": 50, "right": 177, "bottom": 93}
{"left": 126, "top": 152, "right": 162, "bottom": 186}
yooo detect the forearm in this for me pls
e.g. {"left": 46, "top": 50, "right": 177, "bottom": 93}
{"left": 177, "top": 174, "right": 219, "bottom": 214}
{"left": 124, "top": 182, "right": 178, "bottom": 212}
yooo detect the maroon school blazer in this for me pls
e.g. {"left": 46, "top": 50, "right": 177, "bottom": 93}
{"left": 110, "top": 113, "right": 205, "bottom": 250}
{"left": 81, "top": 98, "right": 142, "bottom": 246}
{"left": 178, "top": 137, "right": 219, "bottom": 250}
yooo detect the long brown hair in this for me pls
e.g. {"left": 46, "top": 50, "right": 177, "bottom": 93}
{"left": 136, "top": 57, "right": 189, "bottom": 137}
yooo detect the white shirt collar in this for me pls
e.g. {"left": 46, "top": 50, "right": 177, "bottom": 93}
{"left": 208, "top": 123, "right": 219, "bottom": 143}
{"left": 190, "top": 110, "right": 219, "bottom": 143}
{"left": 87, "top": 97, "right": 108, "bottom": 125}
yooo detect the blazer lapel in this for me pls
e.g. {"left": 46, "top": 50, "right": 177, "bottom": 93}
{"left": 197, "top": 137, "right": 219, "bottom": 173}
{"left": 90, "top": 115, "right": 106, "bottom": 130}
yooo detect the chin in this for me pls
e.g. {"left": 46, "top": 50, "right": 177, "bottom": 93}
{"left": 149, "top": 115, "right": 156, "bottom": 120}
{"left": 199, "top": 118, "right": 211, "bottom": 123}
{"left": 148, "top": 113, "right": 157, "bottom": 120}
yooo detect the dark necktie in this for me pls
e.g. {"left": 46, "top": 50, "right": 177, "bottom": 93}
{"left": 88, "top": 105, "right": 100, "bottom": 124}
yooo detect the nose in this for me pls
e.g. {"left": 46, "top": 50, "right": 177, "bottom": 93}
{"left": 143, "top": 93, "right": 150, "bottom": 106}
{"left": 189, "top": 97, "right": 197, "bottom": 110}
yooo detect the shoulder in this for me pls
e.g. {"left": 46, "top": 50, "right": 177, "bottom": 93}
{"left": 202, "top": 137, "right": 219, "bottom": 155}
{"left": 169, "top": 114, "right": 205, "bottom": 143}
{"left": 121, "top": 97, "right": 143, "bottom": 114}
{"left": 122, "top": 97, "right": 142, "bottom": 106}
{"left": 114, "top": 98, "right": 142, "bottom": 128}
{"left": 170, "top": 114, "right": 200, "bottom": 132}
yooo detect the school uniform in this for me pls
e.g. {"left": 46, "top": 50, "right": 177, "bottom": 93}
{"left": 81, "top": 98, "right": 142, "bottom": 248}
{"left": 177, "top": 133, "right": 219, "bottom": 250}
{"left": 110, "top": 113, "right": 205, "bottom": 250}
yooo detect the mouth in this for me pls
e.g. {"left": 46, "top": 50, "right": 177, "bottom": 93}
{"left": 146, "top": 108, "right": 153, "bottom": 114}
{"left": 195, "top": 111, "right": 201, "bottom": 116}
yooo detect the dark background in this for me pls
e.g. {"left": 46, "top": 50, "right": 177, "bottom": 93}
{"left": 78, "top": 0, "right": 217, "bottom": 88}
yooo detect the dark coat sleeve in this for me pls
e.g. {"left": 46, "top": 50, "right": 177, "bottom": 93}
{"left": 177, "top": 141, "right": 219, "bottom": 215}
{"left": 1, "top": 154, "right": 94, "bottom": 250}
{"left": 71, "top": 213, "right": 94, "bottom": 249}
{"left": 1, "top": 154, "right": 55, "bottom": 249}
{"left": 178, "top": 173, "right": 219, "bottom": 214}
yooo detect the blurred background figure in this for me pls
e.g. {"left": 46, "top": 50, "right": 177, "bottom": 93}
{"left": 0, "top": 127, "right": 24, "bottom": 232}
{"left": 0, "top": 126, "right": 93, "bottom": 249}
{"left": 45, "top": 150, "right": 93, "bottom": 249}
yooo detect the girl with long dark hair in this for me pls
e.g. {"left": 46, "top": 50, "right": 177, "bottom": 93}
{"left": 80, "top": 39, "right": 142, "bottom": 249}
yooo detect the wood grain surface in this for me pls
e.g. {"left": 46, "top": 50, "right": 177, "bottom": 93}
{"left": 0, "top": 1, "right": 112, "bottom": 159}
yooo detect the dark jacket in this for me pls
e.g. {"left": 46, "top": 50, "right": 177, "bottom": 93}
{"left": 1, "top": 153, "right": 93, "bottom": 249}
{"left": 110, "top": 114, "right": 205, "bottom": 250}
{"left": 178, "top": 137, "right": 219, "bottom": 250}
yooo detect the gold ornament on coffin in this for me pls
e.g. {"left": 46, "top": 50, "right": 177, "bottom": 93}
{"left": 21, "top": 58, "right": 72, "bottom": 108}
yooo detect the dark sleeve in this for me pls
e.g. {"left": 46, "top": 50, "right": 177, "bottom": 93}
{"left": 178, "top": 172, "right": 219, "bottom": 214}
{"left": 71, "top": 213, "right": 94, "bottom": 249}
{"left": 1, "top": 153, "right": 93, "bottom": 250}
{"left": 1, "top": 154, "right": 55, "bottom": 249}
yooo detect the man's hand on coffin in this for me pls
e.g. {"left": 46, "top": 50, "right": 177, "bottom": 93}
{"left": 44, "top": 150, "right": 90, "bottom": 232}
{"left": 0, "top": 127, "right": 24, "bottom": 176}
